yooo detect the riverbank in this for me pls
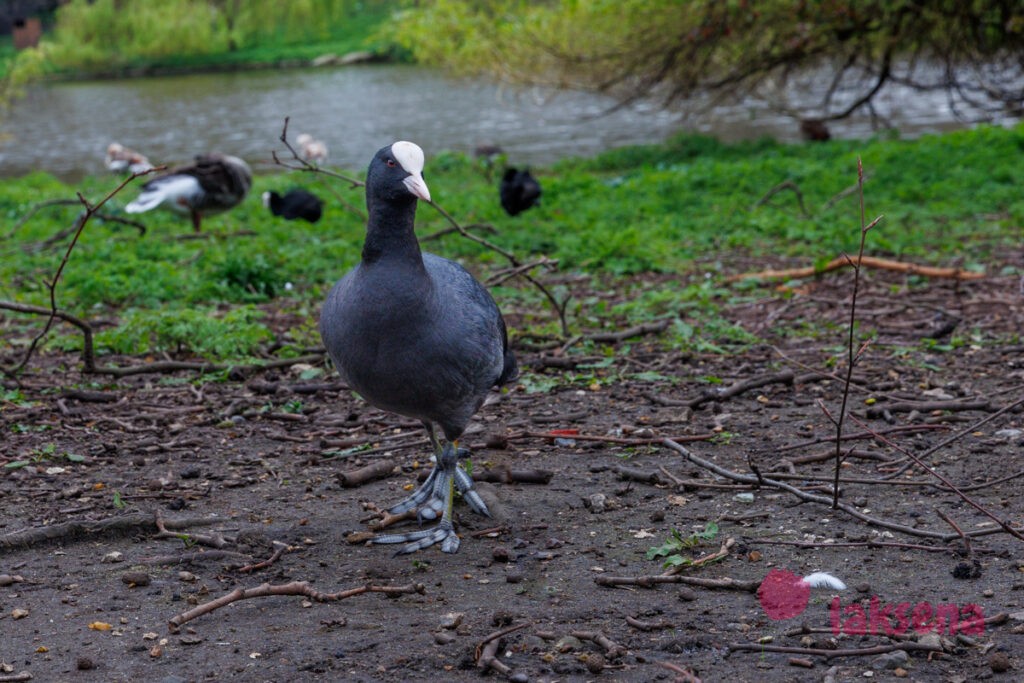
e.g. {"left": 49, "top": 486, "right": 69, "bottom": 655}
{"left": 1, "top": 1, "right": 397, "bottom": 87}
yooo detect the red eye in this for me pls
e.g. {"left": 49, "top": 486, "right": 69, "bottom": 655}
{"left": 386, "top": 158, "right": 396, "bottom": 168}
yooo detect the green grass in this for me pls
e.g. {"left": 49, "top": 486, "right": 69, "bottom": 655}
{"left": 1, "top": 124, "right": 1021, "bottom": 364}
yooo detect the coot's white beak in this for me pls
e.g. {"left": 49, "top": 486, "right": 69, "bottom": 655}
{"left": 402, "top": 172, "right": 431, "bottom": 203}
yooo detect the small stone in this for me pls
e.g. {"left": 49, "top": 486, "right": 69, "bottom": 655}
{"left": 506, "top": 570, "right": 524, "bottom": 584}
{"left": 440, "top": 612, "right": 464, "bottom": 630}
{"left": 733, "top": 492, "right": 755, "bottom": 503}
{"left": 509, "top": 673, "right": 529, "bottom": 683}
{"left": 855, "top": 583, "right": 871, "bottom": 593}
{"left": 76, "top": 656, "right": 95, "bottom": 670}
{"left": 492, "top": 546, "right": 510, "bottom": 563}
{"left": 989, "top": 651, "right": 1011, "bottom": 673}
{"left": 585, "top": 652, "right": 605, "bottom": 673}
{"left": 11, "top": 608, "right": 28, "bottom": 619}
{"left": 555, "top": 635, "right": 581, "bottom": 653}
{"left": 586, "top": 493, "right": 607, "bottom": 513}
{"left": 101, "top": 551, "right": 124, "bottom": 563}
{"left": 433, "top": 632, "right": 456, "bottom": 645}
{"left": 121, "top": 571, "right": 151, "bottom": 587}
{"left": 872, "top": 650, "right": 909, "bottom": 670}
{"left": 178, "top": 571, "right": 197, "bottom": 583}
{"left": 677, "top": 587, "right": 697, "bottom": 602}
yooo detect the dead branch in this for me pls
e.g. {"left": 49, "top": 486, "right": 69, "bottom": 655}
{"left": 625, "top": 616, "right": 674, "bottom": 631}
{"left": 472, "top": 467, "right": 554, "bottom": 485}
{"left": 2, "top": 169, "right": 155, "bottom": 377}
{"left": 336, "top": 459, "right": 397, "bottom": 488}
{"left": 0, "top": 672, "right": 34, "bottom": 683}
{"left": 727, "top": 641, "right": 943, "bottom": 659}
{"left": 0, "top": 513, "right": 221, "bottom": 551}
{"left": 726, "top": 254, "right": 984, "bottom": 283}
{"left": 236, "top": 541, "right": 290, "bottom": 573}
{"left": 168, "top": 580, "right": 425, "bottom": 631}
{"left": 154, "top": 511, "right": 231, "bottom": 548}
{"left": 865, "top": 399, "right": 991, "bottom": 417}
{"left": 595, "top": 573, "right": 759, "bottom": 591}
{"left": 508, "top": 430, "right": 716, "bottom": 447}
{"left": 658, "top": 661, "right": 702, "bottom": 683}
{"left": 360, "top": 502, "right": 418, "bottom": 531}
{"left": 571, "top": 630, "right": 627, "bottom": 659}
{"left": 423, "top": 222, "right": 500, "bottom": 242}
{"left": 475, "top": 622, "right": 530, "bottom": 678}
{"left": 849, "top": 415, "right": 1024, "bottom": 543}
{"left": 0, "top": 300, "right": 97, "bottom": 374}
{"left": 90, "top": 352, "right": 324, "bottom": 378}
{"left": 753, "top": 180, "right": 810, "bottom": 218}
{"left": 662, "top": 438, "right": 1019, "bottom": 542}
{"left": 587, "top": 320, "right": 671, "bottom": 343}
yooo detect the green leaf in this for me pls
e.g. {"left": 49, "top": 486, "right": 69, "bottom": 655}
{"left": 4, "top": 460, "right": 30, "bottom": 469}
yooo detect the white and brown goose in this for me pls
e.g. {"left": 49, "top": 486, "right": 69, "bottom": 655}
{"left": 125, "top": 153, "right": 252, "bottom": 232}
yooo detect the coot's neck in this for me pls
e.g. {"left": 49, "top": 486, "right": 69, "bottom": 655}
{"left": 362, "top": 197, "right": 426, "bottom": 269}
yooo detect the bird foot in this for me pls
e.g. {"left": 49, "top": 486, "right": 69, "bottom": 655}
{"left": 373, "top": 521, "right": 461, "bottom": 554}
{"left": 384, "top": 463, "right": 490, "bottom": 520}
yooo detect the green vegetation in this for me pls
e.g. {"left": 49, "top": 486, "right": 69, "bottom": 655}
{"left": 1, "top": 125, "right": 1021, "bottom": 366}
{"left": 647, "top": 522, "right": 720, "bottom": 569}
{"left": 1, "top": 0, "right": 395, "bottom": 92}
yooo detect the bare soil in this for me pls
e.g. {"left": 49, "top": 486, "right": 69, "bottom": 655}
{"left": 2, "top": 263, "right": 1024, "bottom": 683}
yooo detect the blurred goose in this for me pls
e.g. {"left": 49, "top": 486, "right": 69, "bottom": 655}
{"left": 124, "top": 153, "right": 252, "bottom": 232}
{"left": 263, "top": 188, "right": 323, "bottom": 223}
{"left": 296, "top": 133, "right": 328, "bottom": 164}
{"left": 320, "top": 141, "right": 518, "bottom": 554}
{"left": 105, "top": 142, "right": 153, "bottom": 174}
{"left": 500, "top": 167, "right": 542, "bottom": 216}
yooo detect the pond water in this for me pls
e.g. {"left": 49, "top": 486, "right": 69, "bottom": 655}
{"left": 0, "top": 64, "right": 1014, "bottom": 181}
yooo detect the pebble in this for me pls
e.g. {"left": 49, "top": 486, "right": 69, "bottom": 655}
{"left": 439, "top": 612, "right": 464, "bottom": 630}
{"left": 733, "top": 492, "right": 755, "bottom": 503}
{"left": 554, "top": 635, "right": 581, "bottom": 653}
{"left": 101, "top": 551, "right": 125, "bottom": 564}
{"left": 76, "top": 656, "right": 94, "bottom": 670}
{"left": 586, "top": 493, "right": 607, "bottom": 513}
{"left": 492, "top": 546, "right": 510, "bottom": 563}
{"left": 506, "top": 570, "right": 524, "bottom": 584}
{"left": 433, "top": 632, "right": 455, "bottom": 645}
{"left": 121, "top": 571, "right": 151, "bottom": 587}
{"left": 872, "top": 649, "right": 908, "bottom": 670}
{"left": 989, "top": 651, "right": 1011, "bottom": 673}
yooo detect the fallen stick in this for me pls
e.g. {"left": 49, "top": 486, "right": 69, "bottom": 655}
{"left": 336, "top": 459, "right": 397, "bottom": 488}
{"left": 662, "top": 438, "right": 1019, "bottom": 542}
{"left": 595, "top": 574, "right": 759, "bottom": 591}
{"left": 571, "top": 630, "right": 627, "bottom": 659}
{"left": 727, "top": 641, "right": 943, "bottom": 659}
{"left": 726, "top": 255, "right": 984, "bottom": 283}
{"left": 236, "top": 541, "right": 290, "bottom": 573}
{"left": 0, "top": 513, "right": 221, "bottom": 551}
{"left": 168, "top": 581, "right": 425, "bottom": 631}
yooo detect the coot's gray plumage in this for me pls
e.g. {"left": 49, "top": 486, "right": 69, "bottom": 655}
{"left": 125, "top": 153, "right": 252, "bottom": 232}
{"left": 320, "top": 141, "right": 517, "bottom": 554}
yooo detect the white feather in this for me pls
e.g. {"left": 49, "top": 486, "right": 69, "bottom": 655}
{"left": 801, "top": 572, "right": 846, "bottom": 590}
{"left": 125, "top": 176, "right": 200, "bottom": 214}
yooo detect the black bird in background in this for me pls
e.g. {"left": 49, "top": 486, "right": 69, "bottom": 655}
{"left": 320, "top": 141, "right": 518, "bottom": 554}
{"left": 500, "top": 167, "right": 542, "bottom": 216}
{"left": 263, "top": 188, "right": 324, "bottom": 223}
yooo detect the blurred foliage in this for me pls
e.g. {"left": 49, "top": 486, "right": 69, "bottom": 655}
{"left": 390, "top": 0, "right": 1024, "bottom": 121}
{"left": 0, "top": 0, "right": 393, "bottom": 94}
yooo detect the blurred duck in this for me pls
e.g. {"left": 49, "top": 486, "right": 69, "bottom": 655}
{"left": 296, "top": 133, "right": 328, "bottom": 164}
{"left": 124, "top": 153, "right": 252, "bottom": 232}
{"left": 105, "top": 142, "right": 153, "bottom": 174}
{"left": 499, "top": 167, "right": 542, "bottom": 216}
{"left": 263, "top": 188, "right": 323, "bottom": 223}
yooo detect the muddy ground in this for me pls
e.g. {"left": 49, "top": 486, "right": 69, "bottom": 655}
{"left": 2, "top": 262, "right": 1024, "bottom": 683}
